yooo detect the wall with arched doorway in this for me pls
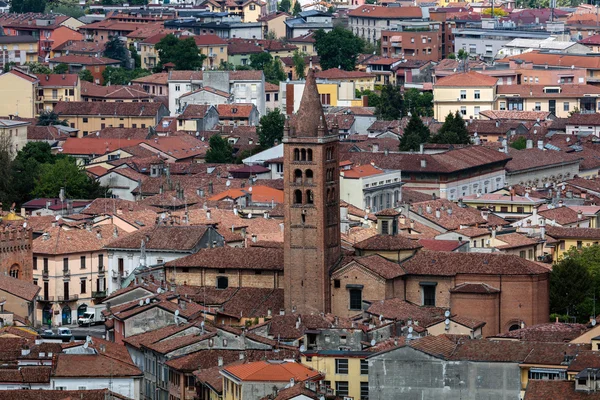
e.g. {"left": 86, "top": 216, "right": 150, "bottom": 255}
{"left": 0, "top": 228, "right": 33, "bottom": 281}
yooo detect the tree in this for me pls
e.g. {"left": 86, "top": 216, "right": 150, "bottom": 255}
{"left": 250, "top": 53, "right": 286, "bottom": 83}
{"left": 10, "top": 142, "right": 54, "bottom": 206}
{"left": 279, "top": 0, "right": 291, "bottom": 12}
{"left": 292, "top": 0, "right": 302, "bottom": 15}
{"left": 0, "top": 134, "right": 13, "bottom": 208}
{"left": 79, "top": 69, "right": 94, "bottom": 83}
{"left": 511, "top": 136, "right": 527, "bottom": 150}
{"left": 25, "top": 62, "right": 51, "bottom": 74}
{"left": 399, "top": 113, "right": 430, "bottom": 151}
{"left": 37, "top": 111, "right": 68, "bottom": 127}
{"left": 250, "top": 52, "right": 273, "bottom": 71}
{"left": 53, "top": 63, "right": 69, "bottom": 74}
{"left": 129, "top": 44, "right": 141, "bottom": 69}
{"left": 481, "top": 8, "right": 509, "bottom": 17}
{"left": 10, "top": 0, "right": 45, "bottom": 13}
{"left": 3, "top": 62, "right": 17, "bottom": 73}
{"left": 265, "top": 30, "right": 277, "bottom": 40}
{"left": 155, "top": 34, "right": 206, "bottom": 71}
{"left": 257, "top": 109, "right": 285, "bottom": 149}
{"left": 356, "top": 89, "right": 380, "bottom": 109}
{"left": 403, "top": 88, "right": 433, "bottom": 117}
{"left": 375, "top": 84, "right": 403, "bottom": 120}
{"left": 431, "top": 111, "right": 471, "bottom": 144}
{"left": 447, "top": 53, "right": 456, "bottom": 59}
{"left": 205, "top": 135, "right": 234, "bottom": 163}
{"left": 103, "top": 37, "right": 130, "bottom": 68}
{"left": 102, "top": 67, "right": 151, "bottom": 86}
{"left": 550, "top": 257, "right": 593, "bottom": 322}
{"left": 33, "top": 157, "right": 108, "bottom": 199}
{"left": 292, "top": 50, "right": 306, "bottom": 79}
{"left": 44, "top": 3, "right": 85, "bottom": 18}
{"left": 314, "top": 27, "right": 365, "bottom": 71}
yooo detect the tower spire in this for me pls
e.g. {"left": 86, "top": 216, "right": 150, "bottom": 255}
{"left": 292, "top": 68, "right": 328, "bottom": 137}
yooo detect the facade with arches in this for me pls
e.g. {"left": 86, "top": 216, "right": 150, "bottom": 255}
{"left": 0, "top": 227, "right": 33, "bottom": 282}
{"left": 340, "top": 165, "right": 403, "bottom": 212}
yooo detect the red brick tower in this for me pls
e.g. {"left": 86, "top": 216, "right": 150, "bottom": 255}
{"left": 283, "top": 69, "right": 341, "bottom": 314}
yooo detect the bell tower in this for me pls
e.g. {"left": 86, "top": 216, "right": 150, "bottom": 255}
{"left": 283, "top": 69, "right": 341, "bottom": 314}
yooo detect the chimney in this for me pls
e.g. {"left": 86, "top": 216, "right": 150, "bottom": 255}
{"left": 526, "top": 139, "right": 533, "bottom": 149}
{"left": 540, "top": 218, "right": 546, "bottom": 240}
{"left": 481, "top": 210, "right": 489, "bottom": 221}
{"left": 537, "top": 140, "right": 544, "bottom": 150}
{"left": 252, "top": 234, "right": 257, "bottom": 243}
{"left": 206, "top": 210, "right": 211, "bottom": 220}
{"left": 21, "top": 346, "right": 30, "bottom": 356}
{"left": 435, "top": 208, "right": 441, "bottom": 219}
{"left": 96, "top": 231, "right": 102, "bottom": 239}
{"left": 218, "top": 357, "right": 223, "bottom": 367}
{"left": 491, "top": 225, "right": 496, "bottom": 239}
{"left": 419, "top": 143, "right": 424, "bottom": 154}
{"left": 208, "top": 181, "right": 213, "bottom": 194}
{"left": 372, "top": 144, "right": 379, "bottom": 152}
{"left": 426, "top": 204, "right": 432, "bottom": 214}
{"left": 578, "top": 210, "right": 583, "bottom": 220}
{"left": 263, "top": 211, "right": 269, "bottom": 219}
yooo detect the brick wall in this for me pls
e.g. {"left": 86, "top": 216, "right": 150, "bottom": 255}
{"left": 404, "top": 276, "right": 454, "bottom": 308}
{"left": 0, "top": 228, "right": 33, "bottom": 282}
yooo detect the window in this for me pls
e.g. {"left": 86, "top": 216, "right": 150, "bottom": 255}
{"left": 82, "top": 117, "right": 88, "bottom": 123}
{"left": 9, "top": 264, "right": 19, "bottom": 279}
{"left": 381, "top": 220, "right": 389, "bottom": 235}
{"left": 516, "top": 206, "right": 524, "bottom": 213}
{"left": 535, "top": 102, "right": 541, "bottom": 111}
{"left": 334, "top": 279, "right": 341, "bottom": 288}
{"left": 33, "top": 257, "right": 37, "bottom": 270}
{"left": 80, "top": 279, "right": 86, "bottom": 294}
{"left": 306, "top": 190, "right": 314, "bottom": 204}
{"left": 266, "top": 93, "right": 270, "bottom": 102}
{"left": 528, "top": 249, "right": 534, "bottom": 259}
{"left": 360, "top": 359, "right": 369, "bottom": 375}
{"left": 519, "top": 250, "right": 526, "bottom": 258}
{"left": 474, "top": 106, "right": 480, "bottom": 116}
{"left": 421, "top": 283, "right": 436, "bottom": 306}
{"left": 294, "top": 189, "right": 302, "bottom": 204}
{"left": 335, "top": 359, "right": 349, "bottom": 374}
{"left": 460, "top": 106, "right": 466, "bottom": 116}
{"left": 474, "top": 90, "right": 480, "bottom": 99}
{"left": 336, "top": 381, "right": 349, "bottom": 396}
{"left": 216, "top": 276, "right": 228, "bottom": 289}
{"left": 175, "top": 85, "right": 180, "bottom": 91}
{"left": 563, "top": 102, "right": 570, "bottom": 112}
{"left": 577, "top": 241, "right": 583, "bottom": 249}
{"left": 361, "top": 381, "right": 369, "bottom": 400}
{"left": 43, "top": 258, "right": 48, "bottom": 272}
{"left": 499, "top": 101, "right": 506, "bottom": 110}
{"left": 80, "top": 255, "right": 86, "bottom": 269}
{"left": 63, "top": 258, "right": 68, "bottom": 271}
{"left": 460, "top": 90, "right": 466, "bottom": 100}
{"left": 349, "top": 288, "right": 362, "bottom": 310}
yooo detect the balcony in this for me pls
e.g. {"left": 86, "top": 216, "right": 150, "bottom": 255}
{"left": 57, "top": 294, "right": 78, "bottom": 302}
{"left": 37, "top": 295, "right": 54, "bottom": 302}
{"left": 98, "top": 265, "right": 105, "bottom": 276}
{"left": 92, "top": 291, "right": 107, "bottom": 298}
{"left": 42, "top": 270, "right": 49, "bottom": 279}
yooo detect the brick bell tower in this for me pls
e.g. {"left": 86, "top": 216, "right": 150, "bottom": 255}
{"left": 283, "top": 69, "right": 341, "bottom": 314}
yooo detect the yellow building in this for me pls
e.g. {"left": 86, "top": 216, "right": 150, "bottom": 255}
{"left": 140, "top": 33, "right": 228, "bottom": 70}
{"left": 0, "top": 36, "right": 39, "bottom": 67}
{"left": 496, "top": 84, "right": 600, "bottom": 118}
{"left": 258, "top": 11, "right": 290, "bottom": 39}
{"left": 0, "top": 118, "right": 30, "bottom": 157}
{"left": 0, "top": 68, "right": 37, "bottom": 118}
{"left": 433, "top": 71, "right": 498, "bottom": 121}
{"left": 288, "top": 33, "right": 317, "bottom": 56}
{"left": 316, "top": 68, "right": 377, "bottom": 92}
{"left": 301, "top": 352, "right": 369, "bottom": 399}
{"left": 461, "top": 192, "right": 546, "bottom": 220}
{"left": 283, "top": 80, "right": 364, "bottom": 113}
{"left": 53, "top": 101, "right": 168, "bottom": 135}
{"left": 544, "top": 226, "right": 600, "bottom": 262}
{"left": 35, "top": 73, "right": 81, "bottom": 113}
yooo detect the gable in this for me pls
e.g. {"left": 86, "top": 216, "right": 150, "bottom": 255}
{"left": 331, "top": 261, "right": 386, "bottom": 283}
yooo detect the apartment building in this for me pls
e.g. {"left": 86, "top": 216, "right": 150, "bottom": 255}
{"left": 349, "top": 5, "right": 424, "bottom": 45}
{"left": 433, "top": 71, "right": 498, "bottom": 120}
{"left": 35, "top": 74, "right": 81, "bottom": 113}
{"left": 381, "top": 20, "right": 443, "bottom": 62}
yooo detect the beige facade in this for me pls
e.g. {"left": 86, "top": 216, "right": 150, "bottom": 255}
{"left": 62, "top": 114, "right": 157, "bottom": 132}
{"left": 36, "top": 76, "right": 81, "bottom": 113}
{"left": 166, "top": 267, "right": 284, "bottom": 289}
{"left": 0, "top": 69, "right": 37, "bottom": 118}
{"left": 0, "top": 119, "right": 29, "bottom": 157}
{"left": 433, "top": 83, "right": 497, "bottom": 121}
{"left": 260, "top": 12, "right": 289, "bottom": 39}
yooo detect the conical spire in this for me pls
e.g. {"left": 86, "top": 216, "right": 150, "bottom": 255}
{"left": 292, "top": 68, "right": 328, "bottom": 138}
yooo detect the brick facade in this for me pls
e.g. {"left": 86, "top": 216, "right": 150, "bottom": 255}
{"left": 0, "top": 227, "right": 33, "bottom": 282}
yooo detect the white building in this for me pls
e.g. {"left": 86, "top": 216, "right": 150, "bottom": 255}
{"left": 340, "top": 163, "right": 403, "bottom": 212}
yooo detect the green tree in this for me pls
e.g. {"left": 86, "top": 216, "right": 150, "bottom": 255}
{"left": 53, "top": 63, "right": 69, "bottom": 74}
{"left": 314, "top": 26, "right": 365, "bottom": 71}
{"left": 37, "top": 111, "right": 68, "bottom": 127}
{"left": 25, "top": 62, "right": 51, "bottom": 74}
{"left": 33, "top": 157, "right": 108, "bottom": 199}
{"left": 10, "top": 0, "right": 45, "bottom": 13}
{"left": 292, "top": 50, "right": 306, "bottom": 79}
{"left": 447, "top": 53, "right": 456, "bottom": 59}
{"left": 205, "top": 135, "right": 234, "bottom": 163}
{"left": 155, "top": 35, "right": 206, "bottom": 71}
{"left": 375, "top": 84, "right": 403, "bottom": 120}
{"left": 10, "top": 142, "right": 55, "bottom": 206}
{"left": 279, "top": 0, "right": 291, "bottom": 12}
{"left": 510, "top": 136, "right": 527, "bottom": 150}
{"left": 550, "top": 257, "right": 593, "bottom": 322}
{"left": 265, "top": 30, "right": 278, "bottom": 40}
{"left": 79, "top": 69, "right": 94, "bottom": 83}
{"left": 403, "top": 88, "right": 433, "bottom": 117}
{"left": 264, "top": 58, "right": 286, "bottom": 84}
{"left": 292, "top": 0, "right": 302, "bottom": 15}
{"left": 257, "top": 109, "right": 285, "bottom": 149}
{"left": 399, "top": 113, "right": 430, "bottom": 151}
{"left": 103, "top": 36, "right": 130, "bottom": 68}
{"left": 129, "top": 44, "right": 141, "bottom": 69}
{"left": 0, "top": 134, "right": 13, "bottom": 208}
{"left": 431, "top": 111, "right": 471, "bottom": 144}
{"left": 356, "top": 89, "right": 380, "bottom": 109}
{"left": 44, "top": 3, "right": 85, "bottom": 18}
{"left": 102, "top": 67, "right": 151, "bottom": 85}
{"left": 250, "top": 52, "right": 273, "bottom": 71}
{"left": 3, "top": 62, "right": 17, "bottom": 73}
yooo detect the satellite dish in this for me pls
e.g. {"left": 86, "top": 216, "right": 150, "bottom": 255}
{"left": 370, "top": 339, "right": 376, "bottom": 346}
{"left": 445, "top": 318, "right": 450, "bottom": 325}
{"left": 22, "top": 222, "right": 27, "bottom": 228}
{"left": 407, "top": 333, "right": 413, "bottom": 339}
{"left": 55, "top": 215, "right": 61, "bottom": 221}
{"left": 248, "top": 213, "right": 252, "bottom": 219}
{"left": 175, "top": 310, "right": 180, "bottom": 317}
{"left": 593, "top": 319, "right": 597, "bottom": 327}
{"left": 249, "top": 187, "right": 253, "bottom": 192}
{"left": 408, "top": 326, "right": 413, "bottom": 333}
{"left": 444, "top": 310, "right": 450, "bottom": 318}
{"left": 145, "top": 298, "right": 150, "bottom": 305}
{"left": 299, "top": 345, "right": 306, "bottom": 352}
{"left": 157, "top": 288, "right": 162, "bottom": 294}
{"left": 83, "top": 342, "right": 88, "bottom": 349}
{"left": 226, "top": 180, "right": 231, "bottom": 187}
{"left": 139, "top": 300, "right": 144, "bottom": 306}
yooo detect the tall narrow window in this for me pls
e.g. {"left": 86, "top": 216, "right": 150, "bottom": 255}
{"left": 294, "top": 190, "right": 302, "bottom": 204}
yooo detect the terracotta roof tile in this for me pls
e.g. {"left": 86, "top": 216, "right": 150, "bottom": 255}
{"left": 366, "top": 298, "right": 447, "bottom": 325}
{"left": 345, "top": 254, "right": 405, "bottom": 280}
{"left": 492, "top": 322, "right": 588, "bottom": 342}
{"left": 166, "top": 247, "right": 283, "bottom": 270}
{"left": 106, "top": 225, "right": 209, "bottom": 251}
{"left": 348, "top": 5, "right": 422, "bottom": 18}
{"left": 0, "top": 274, "right": 40, "bottom": 301}
{"left": 449, "top": 282, "right": 500, "bottom": 294}
{"left": 546, "top": 226, "right": 600, "bottom": 240}
{"left": 53, "top": 354, "right": 142, "bottom": 377}
{"left": 35, "top": 73, "right": 78, "bottom": 87}
{"left": 49, "top": 55, "right": 120, "bottom": 65}
{"left": 354, "top": 234, "right": 422, "bottom": 251}
{"left": 54, "top": 101, "right": 165, "bottom": 117}
{"left": 223, "top": 360, "right": 321, "bottom": 382}
{"left": 435, "top": 71, "right": 498, "bottom": 87}
{"left": 33, "top": 224, "right": 124, "bottom": 255}
{"left": 523, "top": 380, "right": 600, "bottom": 400}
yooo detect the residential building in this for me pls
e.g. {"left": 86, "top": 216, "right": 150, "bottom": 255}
{"left": 496, "top": 84, "right": 600, "bottom": 117}
{"left": 433, "top": 71, "right": 498, "bottom": 120}
{"left": 80, "top": 82, "right": 153, "bottom": 103}
{"left": 566, "top": 113, "right": 600, "bottom": 136}
{"left": 0, "top": 118, "right": 30, "bottom": 157}
{"left": 0, "top": 68, "right": 37, "bottom": 118}
{"left": 285, "top": 10, "right": 333, "bottom": 39}
{"left": 221, "top": 361, "right": 322, "bottom": 400}
{"left": 365, "top": 57, "right": 405, "bottom": 86}
{"left": 505, "top": 148, "right": 581, "bottom": 187}
{"left": 258, "top": 11, "right": 290, "bottom": 39}
{"left": 178, "top": 86, "right": 232, "bottom": 114}
{"left": 32, "top": 224, "right": 116, "bottom": 326}
{"left": 287, "top": 32, "right": 317, "bottom": 56}
{"left": 0, "top": 274, "right": 39, "bottom": 327}
{"left": 164, "top": 19, "right": 263, "bottom": 40}
{"left": 140, "top": 32, "right": 227, "bottom": 70}
{"left": 48, "top": 56, "right": 121, "bottom": 85}
{"left": 0, "top": 35, "right": 38, "bottom": 68}
{"left": 53, "top": 101, "right": 169, "bottom": 134}
{"left": 217, "top": 103, "right": 260, "bottom": 126}
{"left": 265, "top": 82, "right": 280, "bottom": 111}
{"left": 95, "top": 167, "right": 147, "bottom": 201}
{"left": 105, "top": 225, "right": 224, "bottom": 294}
{"left": 496, "top": 37, "right": 590, "bottom": 59}
{"left": 78, "top": 20, "right": 151, "bottom": 44}
{"left": 545, "top": 226, "right": 600, "bottom": 261}
{"left": 381, "top": 20, "right": 444, "bottom": 62}
{"left": 460, "top": 192, "right": 546, "bottom": 220}
{"left": 35, "top": 74, "right": 80, "bottom": 113}
{"left": 168, "top": 70, "right": 266, "bottom": 116}
{"left": 51, "top": 40, "right": 104, "bottom": 58}
{"left": 339, "top": 164, "right": 403, "bottom": 212}
{"left": 348, "top": 5, "right": 424, "bottom": 45}
{"left": 176, "top": 104, "right": 220, "bottom": 133}
{"left": 131, "top": 73, "right": 169, "bottom": 98}
{"left": 280, "top": 80, "right": 364, "bottom": 115}
{"left": 226, "top": 40, "right": 263, "bottom": 66}
{"left": 316, "top": 68, "right": 376, "bottom": 92}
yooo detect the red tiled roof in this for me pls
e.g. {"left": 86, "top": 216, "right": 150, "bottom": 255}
{"left": 33, "top": 224, "right": 124, "bottom": 255}
{"left": 217, "top": 103, "right": 256, "bottom": 118}
{"left": 491, "top": 322, "right": 588, "bottom": 342}
{"left": 166, "top": 246, "right": 283, "bottom": 270}
{"left": 49, "top": 55, "right": 120, "bottom": 65}
{"left": 316, "top": 67, "right": 374, "bottom": 80}
{"left": 524, "top": 380, "right": 600, "bottom": 400}
{"left": 61, "top": 137, "right": 145, "bottom": 156}
{"left": 348, "top": 5, "right": 422, "bottom": 18}
{"left": 345, "top": 254, "right": 406, "bottom": 279}
{"left": 53, "top": 354, "right": 142, "bottom": 377}
{"left": 354, "top": 234, "right": 422, "bottom": 251}
{"left": 341, "top": 163, "right": 382, "bottom": 178}
{"left": 223, "top": 360, "right": 321, "bottom": 382}
{"left": 35, "top": 73, "right": 78, "bottom": 87}
{"left": 435, "top": 71, "right": 498, "bottom": 87}
{"left": 0, "top": 274, "right": 40, "bottom": 301}
{"left": 417, "top": 238, "right": 465, "bottom": 251}
{"left": 106, "top": 225, "right": 208, "bottom": 251}
{"left": 366, "top": 298, "right": 447, "bottom": 325}
{"left": 546, "top": 226, "right": 600, "bottom": 240}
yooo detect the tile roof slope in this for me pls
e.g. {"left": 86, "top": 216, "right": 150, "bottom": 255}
{"left": 219, "top": 288, "right": 283, "bottom": 319}
{"left": 224, "top": 360, "right": 321, "bottom": 382}
{"left": 539, "top": 206, "right": 587, "bottom": 225}
{"left": 35, "top": 73, "right": 78, "bottom": 87}
{"left": 49, "top": 55, "right": 120, "bottom": 65}
{"left": 410, "top": 335, "right": 457, "bottom": 359}
{"left": 495, "top": 232, "right": 541, "bottom": 249}
{"left": 0, "top": 274, "right": 40, "bottom": 301}
{"left": 366, "top": 298, "right": 447, "bottom": 325}
{"left": 435, "top": 71, "right": 498, "bottom": 87}
{"left": 448, "top": 339, "right": 535, "bottom": 362}
{"left": 545, "top": 226, "right": 600, "bottom": 239}
{"left": 166, "top": 348, "right": 298, "bottom": 371}
{"left": 81, "top": 81, "right": 153, "bottom": 99}
{"left": 567, "top": 350, "right": 600, "bottom": 372}
{"left": 400, "top": 251, "right": 551, "bottom": 276}
{"left": 417, "top": 238, "right": 465, "bottom": 251}
{"left": 32, "top": 224, "right": 124, "bottom": 255}
{"left": 410, "top": 198, "right": 506, "bottom": 231}
{"left": 53, "top": 354, "right": 142, "bottom": 377}
{"left": 491, "top": 322, "right": 588, "bottom": 342}
{"left": 122, "top": 323, "right": 201, "bottom": 349}
{"left": 353, "top": 234, "right": 422, "bottom": 251}
{"left": 449, "top": 282, "right": 500, "bottom": 294}
{"left": 523, "top": 380, "right": 600, "bottom": 400}
{"left": 165, "top": 247, "right": 283, "bottom": 270}
{"left": 0, "top": 389, "right": 132, "bottom": 400}
{"left": 106, "top": 225, "right": 209, "bottom": 251}
{"left": 81, "top": 198, "right": 161, "bottom": 215}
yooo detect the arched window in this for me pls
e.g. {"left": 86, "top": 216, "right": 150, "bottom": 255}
{"left": 386, "top": 193, "right": 391, "bottom": 209}
{"left": 305, "top": 169, "right": 314, "bottom": 184}
{"left": 294, "top": 148, "right": 300, "bottom": 161}
{"left": 216, "top": 276, "right": 228, "bottom": 290}
{"left": 9, "top": 264, "right": 19, "bottom": 279}
{"left": 294, "top": 190, "right": 303, "bottom": 204}
{"left": 306, "top": 190, "right": 314, "bottom": 204}
{"left": 301, "top": 149, "right": 307, "bottom": 161}
{"left": 307, "top": 149, "right": 313, "bottom": 162}
{"left": 509, "top": 324, "right": 521, "bottom": 331}
{"left": 330, "top": 187, "right": 336, "bottom": 202}
{"left": 294, "top": 169, "right": 302, "bottom": 184}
